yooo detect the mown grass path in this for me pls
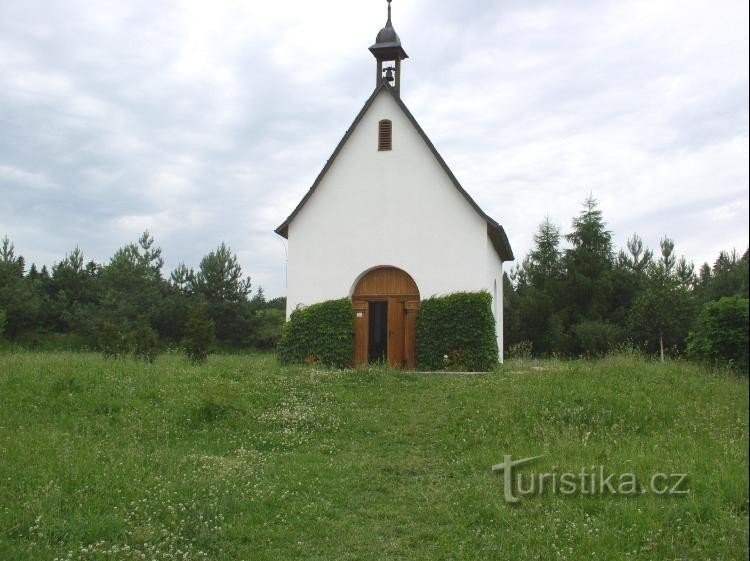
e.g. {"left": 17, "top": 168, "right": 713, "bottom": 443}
{"left": 0, "top": 352, "right": 747, "bottom": 560}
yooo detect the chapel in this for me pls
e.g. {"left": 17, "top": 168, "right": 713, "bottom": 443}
{"left": 275, "top": 1, "right": 514, "bottom": 367}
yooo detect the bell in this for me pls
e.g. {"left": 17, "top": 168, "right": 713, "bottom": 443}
{"left": 383, "top": 66, "right": 396, "bottom": 84}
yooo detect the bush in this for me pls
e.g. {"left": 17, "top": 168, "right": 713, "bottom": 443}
{"left": 508, "top": 340, "right": 533, "bottom": 360}
{"left": 276, "top": 298, "right": 354, "bottom": 368}
{"left": 687, "top": 296, "right": 749, "bottom": 373}
{"left": 252, "top": 308, "right": 285, "bottom": 349}
{"left": 9, "top": 331, "right": 88, "bottom": 351}
{"left": 98, "top": 320, "right": 160, "bottom": 362}
{"left": 183, "top": 308, "right": 216, "bottom": 365}
{"left": 571, "top": 320, "right": 623, "bottom": 357}
{"left": 129, "top": 321, "right": 160, "bottom": 363}
{"left": 416, "top": 291, "right": 498, "bottom": 371}
{"left": 0, "top": 308, "right": 5, "bottom": 338}
{"left": 99, "top": 322, "right": 128, "bottom": 359}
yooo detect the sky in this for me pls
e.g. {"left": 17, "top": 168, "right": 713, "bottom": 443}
{"left": 0, "top": 0, "right": 748, "bottom": 298}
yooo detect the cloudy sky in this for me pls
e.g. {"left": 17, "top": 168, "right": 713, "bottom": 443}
{"left": 1, "top": 0, "right": 747, "bottom": 297}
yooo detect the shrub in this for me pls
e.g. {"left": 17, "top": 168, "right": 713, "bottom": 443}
{"left": 0, "top": 308, "right": 5, "bottom": 337}
{"left": 252, "top": 308, "right": 285, "bottom": 349}
{"left": 11, "top": 331, "right": 88, "bottom": 352}
{"left": 98, "top": 320, "right": 160, "bottom": 362}
{"left": 129, "top": 321, "right": 160, "bottom": 363}
{"left": 571, "top": 320, "right": 624, "bottom": 357}
{"left": 687, "top": 296, "right": 749, "bottom": 373}
{"left": 276, "top": 298, "right": 354, "bottom": 368}
{"left": 508, "top": 340, "right": 533, "bottom": 360}
{"left": 183, "top": 308, "right": 216, "bottom": 365}
{"left": 99, "top": 322, "right": 128, "bottom": 359}
{"left": 416, "top": 291, "right": 498, "bottom": 371}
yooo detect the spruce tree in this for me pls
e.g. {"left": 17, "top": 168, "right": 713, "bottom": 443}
{"left": 563, "top": 195, "right": 614, "bottom": 324}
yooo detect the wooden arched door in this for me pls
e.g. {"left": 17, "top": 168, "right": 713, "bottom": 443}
{"left": 352, "top": 267, "right": 420, "bottom": 368}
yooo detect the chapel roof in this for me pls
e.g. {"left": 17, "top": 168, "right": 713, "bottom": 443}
{"left": 274, "top": 82, "right": 514, "bottom": 262}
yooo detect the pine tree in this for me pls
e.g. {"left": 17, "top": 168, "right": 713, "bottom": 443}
{"left": 525, "top": 217, "right": 562, "bottom": 289}
{"left": 192, "top": 243, "right": 254, "bottom": 346}
{"left": 96, "top": 232, "right": 167, "bottom": 353}
{"left": 170, "top": 263, "right": 195, "bottom": 294}
{"left": 628, "top": 240, "right": 696, "bottom": 360}
{"left": 563, "top": 195, "right": 614, "bottom": 323}
{"left": 0, "top": 237, "right": 43, "bottom": 337}
{"left": 565, "top": 195, "right": 614, "bottom": 275}
{"left": 616, "top": 233, "right": 653, "bottom": 273}
{"left": 514, "top": 218, "right": 567, "bottom": 354}
{"left": 193, "top": 243, "right": 251, "bottom": 304}
{"left": 183, "top": 305, "right": 216, "bottom": 364}
{"left": 675, "top": 257, "right": 695, "bottom": 289}
{"left": 659, "top": 237, "right": 676, "bottom": 273}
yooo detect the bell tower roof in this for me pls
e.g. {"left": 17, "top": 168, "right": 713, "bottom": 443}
{"left": 369, "top": 0, "right": 408, "bottom": 60}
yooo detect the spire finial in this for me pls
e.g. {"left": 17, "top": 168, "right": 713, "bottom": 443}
{"left": 370, "top": 0, "right": 407, "bottom": 93}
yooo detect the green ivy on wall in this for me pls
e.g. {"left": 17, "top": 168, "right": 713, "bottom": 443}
{"left": 277, "top": 298, "right": 354, "bottom": 368}
{"left": 415, "top": 291, "right": 498, "bottom": 371}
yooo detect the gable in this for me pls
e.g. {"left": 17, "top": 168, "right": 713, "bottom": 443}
{"left": 275, "top": 82, "right": 514, "bottom": 262}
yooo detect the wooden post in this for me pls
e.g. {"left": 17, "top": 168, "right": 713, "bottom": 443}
{"left": 353, "top": 300, "right": 368, "bottom": 366}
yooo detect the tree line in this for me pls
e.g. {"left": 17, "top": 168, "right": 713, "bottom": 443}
{"left": 1, "top": 199, "right": 747, "bottom": 369}
{"left": 0, "top": 232, "right": 285, "bottom": 360}
{"left": 503, "top": 196, "right": 748, "bottom": 369}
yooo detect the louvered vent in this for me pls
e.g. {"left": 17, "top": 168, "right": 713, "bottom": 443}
{"left": 378, "top": 119, "right": 392, "bottom": 151}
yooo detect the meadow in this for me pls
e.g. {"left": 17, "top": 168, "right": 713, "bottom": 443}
{"left": 0, "top": 351, "right": 747, "bottom": 560}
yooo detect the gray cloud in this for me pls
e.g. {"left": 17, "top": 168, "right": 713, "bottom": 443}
{"left": 0, "top": 0, "right": 747, "bottom": 297}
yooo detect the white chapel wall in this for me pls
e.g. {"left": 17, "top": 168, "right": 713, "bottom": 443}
{"left": 486, "top": 237, "right": 505, "bottom": 363}
{"left": 286, "top": 90, "right": 491, "bottom": 316}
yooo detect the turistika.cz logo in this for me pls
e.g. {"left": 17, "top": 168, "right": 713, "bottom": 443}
{"left": 492, "top": 455, "right": 689, "bottom": 504}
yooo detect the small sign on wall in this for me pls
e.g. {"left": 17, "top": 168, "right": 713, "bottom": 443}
{"left": 356, "top": 311, "right": 364, "bottom": 318}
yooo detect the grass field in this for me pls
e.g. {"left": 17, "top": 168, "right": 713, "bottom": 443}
{"left": 0, "top": 351, "right": 747, "bottom": 560}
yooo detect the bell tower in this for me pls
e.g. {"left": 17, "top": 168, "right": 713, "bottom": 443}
{"left": 369, "top": 0, "right": 408, "bottom": 95}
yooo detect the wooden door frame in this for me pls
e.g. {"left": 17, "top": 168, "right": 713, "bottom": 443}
{"left": 352, "top": 266, "right": 420, "bottom": 369}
